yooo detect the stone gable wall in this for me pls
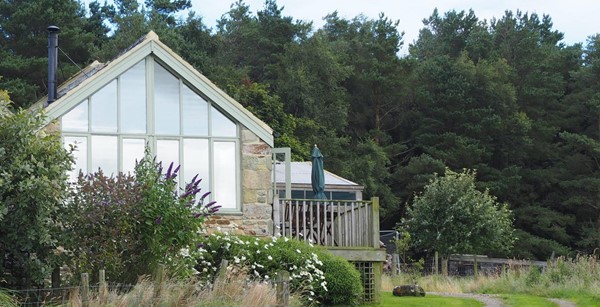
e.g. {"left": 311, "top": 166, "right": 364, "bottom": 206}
{"left": 204, "top": 126, "right": 273, "bottom": 236}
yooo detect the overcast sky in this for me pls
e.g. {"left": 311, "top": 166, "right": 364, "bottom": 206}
{"left": 183, "top": 0, "right": 599, "bottom": 54}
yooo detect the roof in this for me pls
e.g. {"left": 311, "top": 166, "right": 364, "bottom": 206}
{"left": 33, "top": 31, "right": 273, "bottom": 146}
{"left": 273, "top": 161, "right": 363, "bottom": 190}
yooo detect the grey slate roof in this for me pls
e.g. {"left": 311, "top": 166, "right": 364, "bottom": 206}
{"left": 273, "top": 161, "right": 361, "bottom": 187}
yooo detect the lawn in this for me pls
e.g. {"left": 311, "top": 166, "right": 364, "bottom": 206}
{"left": 363, "top": 292, "right": 483, "bottom": 307}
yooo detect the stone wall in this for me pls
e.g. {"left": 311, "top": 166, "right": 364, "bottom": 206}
{"left": 205, "top": 126, "right": 273, "bottom": 236}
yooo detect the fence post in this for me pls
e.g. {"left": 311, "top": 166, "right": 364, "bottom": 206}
{"left": 391, "top": 253, "right": 398, "bottom": 277}
{"left": 442, "top": 258, "right": 448, "bottom": 277}
{"left": 81, "top": 273, "right": 89, "bottom": 307}
{"left": 99, "top": 269, "right": 107, "bottom": 304}
{"left": 154, "top": 264, "right": 165, "bottom": 299}
{"left": 434, "top": 251, "right": 439, "bottom": 275}
{"left": 275, "top": 270, "right": 290, "bottom": 307}
{"left": 473, "top": 255, "right": 479, "bottom": 279}
{"left": 218, "top": 259, "right": 229, "bottom": 280}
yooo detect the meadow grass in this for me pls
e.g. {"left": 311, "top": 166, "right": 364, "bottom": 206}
{"left": 62, "top": 269, "right": 302, "bottom": 307}
{"left": 384, "top": 255, "right": 600, "bottom": 305}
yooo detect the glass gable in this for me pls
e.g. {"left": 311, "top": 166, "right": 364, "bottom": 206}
{"left": 61, "top": 57, "right": 240, "bottom": 211}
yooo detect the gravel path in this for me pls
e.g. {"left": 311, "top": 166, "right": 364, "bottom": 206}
{"left": 429, "top": 292, "right": 577, "bottom": 307}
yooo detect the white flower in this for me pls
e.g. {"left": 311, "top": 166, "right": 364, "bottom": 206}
{"left": 284, "top": 237, "right": 289, "bottom": 242}
{"left": 296, "top": 249, "right": 301, "bottom": 253}
{"left": 234, "top": 256, "right": 240, "bottom": 264}
{"left": 268, "top": 255, "right": 273, "bottom": 260}
{"left": 179, "top": 247, "right": 190, "bottom": 257}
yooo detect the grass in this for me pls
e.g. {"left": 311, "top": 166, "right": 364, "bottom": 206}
{"left": 499, "top": 294, "right": 558, "bottom": 306}
{"left": 368, "top": 292, "right": 483, "bottom": 307}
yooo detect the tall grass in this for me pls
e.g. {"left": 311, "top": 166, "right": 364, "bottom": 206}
{"left": 384, "top": 255, "right": 600, "bottom": 301}
{"left": 64, "top": 269, "right": 302, "bottom": 307}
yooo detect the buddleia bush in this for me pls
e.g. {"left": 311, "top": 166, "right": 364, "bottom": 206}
{"left": 62, "top": 149, "right": 219, "bottom": 284}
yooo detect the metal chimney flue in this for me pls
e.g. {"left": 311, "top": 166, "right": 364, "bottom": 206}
{"left": 47, "top": 25, "right": 60, "bottom": 105}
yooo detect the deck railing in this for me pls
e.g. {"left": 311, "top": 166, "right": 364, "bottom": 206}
{"left": 273, "top": 196, "right": 380, "bottom": 248}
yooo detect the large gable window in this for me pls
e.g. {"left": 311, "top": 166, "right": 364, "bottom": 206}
{"left": 61, "top": 57, "right": 240, "bottom": 211}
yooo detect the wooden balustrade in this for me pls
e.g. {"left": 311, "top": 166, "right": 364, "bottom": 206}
{"left": 274, "top": 197, "right": 378, "bottom": 248}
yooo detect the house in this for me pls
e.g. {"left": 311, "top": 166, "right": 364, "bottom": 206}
{"left": 36, "top": 27, "right": 384, "bottom": 302}
{"left": 34, "top": 27, "right": 274, "bottom": 236}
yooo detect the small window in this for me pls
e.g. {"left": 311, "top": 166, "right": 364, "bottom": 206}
{"left": 64, "top": 136, "right": 87, "bottom": 181}
{"left": 154, "top": 62, "right": 180, "bottom": 135}
{"left": 91, "top": 80, "right": 117, "bottom": 132}
{"left": 62, "top": 99, "right": 88, "bottom": 132}
{"left": 182, "top": 84, "right": 208, "bottom": 136}
{"left": 122, "top": 138, "right": 145, "bottom": 174}
{"left": 213, "top": 141, "right": 237, "bottom": 209}
{"left": 211, "top": 106, "right": 237, "bottom": 137}
{"left": 91, "top": 136, "right": 118, "bottom": 175}
{"left": 183, "top": 138, "right": 210, "bottom": 200}
{"left": 156, "top": 139, "right": 180, "bottom": 169}
{"left": 120, "top": 60, "right": 147, "bottom": 133}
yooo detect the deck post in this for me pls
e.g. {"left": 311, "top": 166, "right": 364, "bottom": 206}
{"left": 371, "top": 197, "right": 380, "bottom": 248}
{"left": 273, "top": 195, "right": 280, "bottom": 236}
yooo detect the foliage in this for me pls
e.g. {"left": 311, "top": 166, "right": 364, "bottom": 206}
{"left": 62, "top": 149, "right": 217, "bottom": 284}
{"left": 197, "top": 232, "right": 363, "bottom": 306}
{"left": 405, "top": 168, "right": 515, "bottom": 257}
{"left": 0, "top": 289, "right": 19, "bottom": 307}
{"left": 1, "top": 2, "right": 600, "bottom": 259}
{"left": 0, "top": 99, "right": 72, "bottom": 289}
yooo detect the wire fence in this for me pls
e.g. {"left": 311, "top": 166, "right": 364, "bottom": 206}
{"left": 5, "top": 262, "right": 293, "bottom": 307}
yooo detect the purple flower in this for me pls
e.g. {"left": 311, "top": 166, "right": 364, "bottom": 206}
{"left": 200, "top": 192, "right": 211, "bottom": 201}
{"left": 197, "top": 243, "right": 204, "bottom": 249}
{"left": 205, "top": 201, "right": 217, "bottom": 208}
{"left": 155, "top": 216, "right": 162, "bottom": 224}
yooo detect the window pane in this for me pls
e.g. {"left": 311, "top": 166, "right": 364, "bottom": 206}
{"left": 332, "top": 191, "right": 357, "bottom": 201}
{"left": 154, "top": 62, "right": 180, "bottom": 135}
{"left": 91, "top": 136, "right": 117, "bottom": 175}
{"left": 62, "top": 99, "right": 88, "bottom": 132}
{"left": 183, "top": 139, "right": 209, "bottom": 202}
{"left": 211, "top": 106, "right": 236, "bottom": 137}
{"left": 91, "top": 80, "right": 118, "bottom": 132}
{"left": 213, "top": 141, "right": 236, "bottom": 209}
{"left": 64, "top": 136, "right": 87, "bottom": 181}
{"left": 156, "top": 139, "right": 180, "bottom": 174}
{"left": 122, "top": 138, "right": 145, "bottom": 174}
{"left": 182, "top": 84, "right": 208, "bottom": 136}
{"left": 120, "top": 60, "right": 146, "bottom": 133}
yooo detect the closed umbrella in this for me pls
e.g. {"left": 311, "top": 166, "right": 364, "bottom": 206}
{"left": 311, "top": 145, "right": 327, "bottom": 200}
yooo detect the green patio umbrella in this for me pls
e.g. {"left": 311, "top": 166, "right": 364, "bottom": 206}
{"left": 311, "top": 145, "right": 327, "bottom": 200}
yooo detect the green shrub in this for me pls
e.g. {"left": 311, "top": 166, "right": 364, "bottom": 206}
{"left": 315, "top": 251, "right": 363, "bottom": 306}
{"left": 0, "top": 101, "right": 72, "bottom": 289}
{"left": 197, "top": 232, "right": 363, "bottom": 305}
{"left": 63, "top": 149, "right": 217, "bottom": 283}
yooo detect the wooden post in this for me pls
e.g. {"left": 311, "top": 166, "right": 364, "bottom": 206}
{"left": 275, "top": 270, "right": 290, "bottom": 307}
{"left": 473, "top": 255, "right": 478, "bottom": 280}
{"left": 434, "top": 251, "right": 439, "bottom": 275}
{"left": 218, "top": 259, "right": 229, "bottom": 280}
{"left": 273, "top": 195, "right": 280, "bottom": 236}
{"left": 81, "top": 273, "right": 89, "bottom": 307}
{"left": 154, "top": 264, "right": 165, "bottom": 299}
{"left": 371, "top": 197, "right": 380, "bottom": 249}
{"left": 391, "top": 253, "right": 399, "bottom": 277}
{"left": 442, "top": 258, "right": 448, "bottom": 277}
{"left": 99, "top": 269, "right": 107, "bottom": 304}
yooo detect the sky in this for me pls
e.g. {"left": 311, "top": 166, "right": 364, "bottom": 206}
{"left": 182, "top": 0, "right": 599, "bottom": 54}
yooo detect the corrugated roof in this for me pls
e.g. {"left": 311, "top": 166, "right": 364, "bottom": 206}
{"left": 273, "top": 161, "right": 360, "bottom": 186}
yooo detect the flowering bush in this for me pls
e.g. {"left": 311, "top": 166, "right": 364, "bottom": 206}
{"left": 62, "top": 149, "right": 218, "bottom": 283}
{"left": 197, "top": 232, "right": 363, "bottom": 305}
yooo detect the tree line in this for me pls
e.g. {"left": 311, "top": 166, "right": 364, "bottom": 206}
{"left": 1, "top": 0, "right": 599, "bottom": 259}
